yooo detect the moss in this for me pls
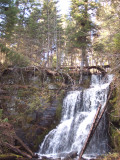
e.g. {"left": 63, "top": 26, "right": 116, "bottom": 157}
{"left": 33, "top": 130, "right": 50, "bottom": 151}
{"left": 32, "top": 92, "right": 64, "bottom": 151}
{"left": 1, "top": 69, "right": 67, "bottom": 153}
{"left": 97, "top": 152, "right": 120, "bottom": 160}
{"left": 26, "top": 116, "right": 34, "bottom": 124}
{"left": 56, "top": 104, "right": 62, "bottom": 122}
{"left": 110, "top": 127, "right": 120, "bottom": 152}
{"left": 0, "top": 153, "right": 22, "bottom": 158}
{"left": 17, "top": 87, "right": 38, "bottom": 98}
{"left": 82, "top": 77, "right": 91, "bottom": 88}
{"left": 0, "top": 109, "right": 3, "bottom": 119}
{"left": 108, "top": 88, "right": 120, "bottom": 153}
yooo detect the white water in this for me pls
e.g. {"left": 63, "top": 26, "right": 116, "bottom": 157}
{"left": 38, "top": 75, "right": 113, "bottom": 159}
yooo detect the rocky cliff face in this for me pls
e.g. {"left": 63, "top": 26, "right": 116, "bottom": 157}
{"left": 0, "top": 68, "right": 65, "bottom": 152}
{"left": 108, "top": 89, "right": 120, "bottom": 153}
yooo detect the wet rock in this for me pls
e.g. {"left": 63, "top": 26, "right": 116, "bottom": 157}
{"left": 0, "top": 70, "right": 63, "bottom": 152}
{"left": 40, "top": 156, "right": 54, "bottom": 160}
{"left": 63, "top": 151, "right": 78, "bottom": 160}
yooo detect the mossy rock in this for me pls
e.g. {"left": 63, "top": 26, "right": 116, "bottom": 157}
{"left": 97, "top": 152, "right": 120, "bottom": 160}
{"left": 0, "top": 154, "right": 22, "bottom": 159}
{"left": 110, "top": 127, "right": 120, "bottom": 152}
{"left": 108, "top": 88, "right": 120, "bottom": 153}
{"left": 55, "top": 104, "right": 62, "bottom": 122}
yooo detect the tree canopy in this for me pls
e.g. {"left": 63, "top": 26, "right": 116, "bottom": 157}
{"left": 0, "top": 0, "right": 119, "bottom": 71}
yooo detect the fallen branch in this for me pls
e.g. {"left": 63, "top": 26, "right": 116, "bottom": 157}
{"left": 92, "top": 88, "right": 113, "bottom": 136}
{"left": 45, "top": 69, "right": 59, "bottom": 76}
{"left": 2, "top": 65, "right": 110, "bottom": 76}
{"left": 86, "top": 66, "right": 106, "bottom": 74}
{"left": 79, "top": 85, "right": 113, "bottom": 160}
{"left": 15, "top": 135, "right": 34, "bottom": 157}
{"left": 4, "top": 142, "right": 32, "bottom": 159}
{"left": 0, "top": 154, "right": 20, "bottom": 160}
{"left": 79, "top": 104, "right": 102, "bottom": 160}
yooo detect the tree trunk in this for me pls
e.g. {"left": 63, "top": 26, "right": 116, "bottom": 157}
{"left": 15, "top": 135, "right": 34, "bottom": 156}
{"left": 78, "top": 104, "right": 101, "bottom": 160}
{"left": 81, "top": 47, "right": 88, "bottom": 67}
{"left": 4, "top": 142, "right": 32, "bottom": 159}
{"left": 0, "top": 155, "right": 17, "bottom": 160}
{"left": 78, "top": 86, "right": 113, "bottom": 160}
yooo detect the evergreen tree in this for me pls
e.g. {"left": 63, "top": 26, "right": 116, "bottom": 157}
{"left": 0, "top": 0, "right": 19, "bottom": 38}
{"left": 26, "top": 0, "right": 63, "bottom": 68}
{"left": 39, "top": 0, "right": 63, "bottom": 68}
{"left": 67, "top": 0, "right": 97, "bottom": 66}
{"left": 0, "top": 0, "right": 63, "bottom": 67}
{"left": 93, "top": 0, "right": 120, "bottom": 66}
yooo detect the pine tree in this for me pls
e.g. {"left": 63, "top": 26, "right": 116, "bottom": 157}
{"left": 0, "top": 0, "right": 63, "bottom": 67}
{"left": 26, "top": 0, "right": 63, "bottom": 68}
{"left": 39, "top": 0, "right": 63, "bottom": 68}
{"left": 93, "top": 0, "right": 120, "bottom": 66}
{"left": 0, "top": 0, "right": 19, "bottom": 39}
{"left": 68, "top": 0, "right": 97, "bottom": 67}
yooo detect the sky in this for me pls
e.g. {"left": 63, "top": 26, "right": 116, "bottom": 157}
{"left": 57, "top": 0, "right": 71, "bottom": 15}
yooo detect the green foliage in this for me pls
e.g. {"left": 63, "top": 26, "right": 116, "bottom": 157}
{"left": 56, "top": 104, "right": 62, "bottom": 121}
{"left": 65, "top": 0, "right": 97, "bottom": 66}
{"left": 94, "top": 0, "right": 120, "bottom": 67}
{"left": 0, "top": 0, "right": 64, "bottom": 67}
{"left": 3, "top": 118, "right": 8, "bottom": 122}
{"left": 108, "top": 88, "right": 120, "bottom": 153}
{"left": 93, "top": 42, "right": 105, "bottom": 53}
{"left": 100, "top": 152, "right": 120, "bottom": 160}
{"left": 0, "top": 0, "right": 19, "bottom": 38}
{"left": 0, "top": 43, "right": 30, "bottom": 67}
{"left": 113, "top": 33, "right": 120, "bottom": 53}
{"left": 7, "top": 50, "right": 30, "bottom": 67}
{"left": 28, "top": 93, "right": 43, "bottom": 112}
{"left": 0, "top": 154, "right": 22, "bottom": 159}
{"left": 69, "top": 0, "right": 97, "bottom": 48}
{"left": 0, "top": 109, "right": 8, "bottom": 122}
{"left": 110, "top": 127, "right": 120, "bottom": 152}
{"left": 0, "top": 109, "right": 3, "bottom": 119}
{"left": 52, "top": 56, "right": 57, "bottom": 68}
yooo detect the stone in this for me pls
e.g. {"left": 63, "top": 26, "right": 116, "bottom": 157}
{"left": 63, "top": 151, "right": 78, "bottom": 160}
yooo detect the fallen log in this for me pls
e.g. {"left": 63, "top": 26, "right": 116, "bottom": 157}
{"left": 85, "top": 66, "right": 106, "bottom": 74}
{"left": 45, "top": 69, "right": 59, "bottom": 76}
{"left": 15, "top": 135, "right": 34, "bottom": 157}
{"left": 0, "top": 154, "right": 22, "bottom": 160}
{"left": 4, "top": 142, "right": 32, "bottom": 159}
{"left": 0, "top": 155, "right": 17, "bottom": 160}
{"left": 91, "top": 87, "right": 113, "bottom": 136}
{"left": 79, "top": 85, "right": 113, "bottom": 160}
{"left": 79, "top": 104, "right": 102, "bottom": 160}
{"left": 1, "top": 65, "right": 110, "bottom": 76}
{"left": 60, "top": 65, "right": 110, "bottom": 70}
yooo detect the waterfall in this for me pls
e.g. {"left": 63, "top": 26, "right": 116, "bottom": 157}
{"left": 38, "top": 75, "right": 113, "bottom": 159}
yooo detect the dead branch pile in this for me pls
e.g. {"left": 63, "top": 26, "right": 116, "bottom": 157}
{"left": 0, "top": 122, "right": 37, "bottom": 159}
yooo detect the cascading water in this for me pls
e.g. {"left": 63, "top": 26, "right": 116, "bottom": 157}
{"left": 38, "top": 75, "right": 113, "bottom": 159}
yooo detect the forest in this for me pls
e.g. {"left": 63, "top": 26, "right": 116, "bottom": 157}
{"left": 0, "top": 0, "right": 120, "bottom": 160}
